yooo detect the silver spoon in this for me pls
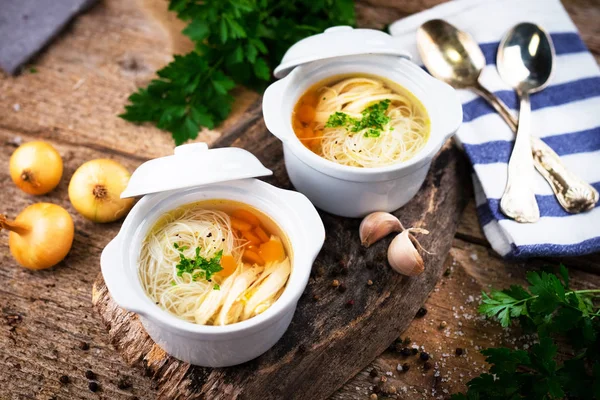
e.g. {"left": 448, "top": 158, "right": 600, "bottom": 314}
{"left": 495, "top": 23, "right": 553, "bottom": 222}
{"left": 417, "top": 20, "right": 599, "bottom": 216}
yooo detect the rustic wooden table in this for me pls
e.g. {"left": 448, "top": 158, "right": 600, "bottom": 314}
{"left": 1, "top": 0, "right": 600, "bottom": 399}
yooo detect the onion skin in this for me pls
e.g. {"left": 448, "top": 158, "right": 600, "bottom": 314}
{"left": 68, "top": 159, "right": 134, "bottom": 223}
{"left": 10, "top": 141, "right": 63, "bottom": 195}
{"left": 0, "top": 203, "right": 74, "bottom": 270}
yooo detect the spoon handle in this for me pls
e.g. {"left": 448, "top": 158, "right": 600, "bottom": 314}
{"left": 500, "top": 91, "right": 540, "bottom": 222}
{"left": 473, "top": 83, "right": 599, "bottom": 214}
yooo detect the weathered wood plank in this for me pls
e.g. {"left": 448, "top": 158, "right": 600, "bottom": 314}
{"left": 92, "top": 112, "right": 471, "bottom": 398}
{"left": 0, "top": 128, "right": 153, "bottom": 400}
{"left": 0, "top": 0, "right": 260, "bottom": 162}
{"left": 331, "top": 238, "right": 600, "bottom": 399}
{"left": 0, "top": 0, "right": 598, "bottom": 399}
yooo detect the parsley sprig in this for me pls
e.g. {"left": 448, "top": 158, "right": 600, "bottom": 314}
{"left": 325, "top": 99, "right": 391, "bottom": 138}
{"left": 453, "top": 266, "right": 600, "bottom": 400}
{"left": 120, "top": 0, "right": 356, "bottom": 145}
{"left": 173, "top": 243, "right": 223, "bottom": 289}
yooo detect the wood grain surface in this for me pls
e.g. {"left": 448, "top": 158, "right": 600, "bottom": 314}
{"left": 92, "top": 113, "right": 470, "bottom": 399}
{"left": 0, "top": 0, "right": 599, "bottom": 399}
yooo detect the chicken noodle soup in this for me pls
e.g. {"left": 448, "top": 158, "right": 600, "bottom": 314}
{"left": 138, "top": 200, "right": 291, "bottom": 326}
{"left": 292, "top": 74, "right": 430, "bottom": 168}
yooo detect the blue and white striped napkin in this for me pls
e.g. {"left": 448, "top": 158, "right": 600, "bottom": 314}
{"left": 389, "top": 0, "right": 600, "bottom": 258}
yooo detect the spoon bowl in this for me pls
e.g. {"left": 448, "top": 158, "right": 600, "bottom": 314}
{"left": 417, "top": 19, "right": 485, "bottom": 88}
{"left": 417, "top": 19, "right": 598, "bottom": 216}
{"left": 496, "top": 23, "right": 556, "bottom": 223}
{"left": 497, "top": 23, "right": 554, "bottom": 94}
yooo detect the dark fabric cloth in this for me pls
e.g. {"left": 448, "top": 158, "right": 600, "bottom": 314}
{"left": 0, "top": 0, "right": 98, "bottom": 74}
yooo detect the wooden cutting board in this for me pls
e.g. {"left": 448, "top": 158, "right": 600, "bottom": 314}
{"left": 92, "top": 104, "right": 470, "bottom": 400}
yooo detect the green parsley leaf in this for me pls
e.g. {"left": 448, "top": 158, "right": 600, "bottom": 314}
{"left": 325, "top": 112, "right": 357, "bottom": 129}
{"left": 120, "top": 0, "right": 357, "bottom": 144}
{"left": 324, "top": 100, "right": 391, "bottom": 138}
{"left": 456, "top": 267, "right": 600, "bottom": 400}
{"left": 173, "top": 244, "right": 223, "bottom": 288}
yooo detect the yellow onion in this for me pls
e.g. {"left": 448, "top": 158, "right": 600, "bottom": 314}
{"left": 68, "top": 159, "right": 134, "bottom": 223}
{"left": 10, "top": 141, "right": 63, "bottom": 195}
{"left": 0, "top": 203, "right": 74, "bottom": 270}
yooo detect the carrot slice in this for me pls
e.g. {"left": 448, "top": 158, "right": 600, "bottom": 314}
{"left": 259, "top": 239, "right": 286, "bottom": 263}
{"left": 242, "top": 230, "right": 262, "bottom": 246}
{"left": 243, "top": 250, "right": 265, "bottom": 265}
{"left": 303, "top": 92, "right": 319, "bottom": 107}
{"left": 230, "top": 217, "right": 253, "bottom": 231}
{"left": 296, "top": 104, "right": 316, "bottom": 124}
{"left": 245, "top": 244, "right": 259, "bottom": 252}
{"left": 231, "top": 209, "right": 260, "bottom": 226}
{"left": 254, "top": 226, "right": 270, "bottom": 243}
{"left": 219, "top": 255, "right": 237, "bottom": 277}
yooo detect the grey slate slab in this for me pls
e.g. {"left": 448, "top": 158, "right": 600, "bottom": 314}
{"left": 0, "top": 0, "right": 98, "bottom": 74}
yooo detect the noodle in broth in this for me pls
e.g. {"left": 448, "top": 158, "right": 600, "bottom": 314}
{"left": 138, "top": 202, "right": 291, "bottom": 326}
{"left": 292, "top": 75, "right": 430, "bottom": 168}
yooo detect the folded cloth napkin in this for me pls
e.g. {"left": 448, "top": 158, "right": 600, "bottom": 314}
{"left": 389, "top": 0, "right": 600, "bottom": 259}
{"left": 0, "top": 0, "right": 97, "bottom": 74}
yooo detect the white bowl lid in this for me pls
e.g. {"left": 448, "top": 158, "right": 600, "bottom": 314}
{"left": 273, "top": 26, "right": 411, "bottom": 79}
{"left": 120, "top": 143, "right": 273, "bottom": 198}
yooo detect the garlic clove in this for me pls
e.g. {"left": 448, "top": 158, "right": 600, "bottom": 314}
{"left": 359, "top": 212, "right": 404, "bottom": 247}
{"left": 387, "top": 230, "right": 425, "bottom": 276}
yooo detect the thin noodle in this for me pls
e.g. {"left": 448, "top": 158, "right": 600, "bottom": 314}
{"left": 296, "top": 76, "right": 430, "bottom": 168}
{"left": 138, "top": 204, "right": 290, "bottom": 326}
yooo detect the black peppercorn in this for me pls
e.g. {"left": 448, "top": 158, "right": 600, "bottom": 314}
{"left": 400, "top": 347, "right": 412, "bottom": 356}
{"left": 117, "top": 377, "right": 132, "bottom": 390}
{"left": 420, "top": 352, "right": 430, "bottom": 361}
{"left": 411, "top": 348, "right": 418, "bottom": 355}
{"left": 372, "top": 385, "right": 381, "bottom": 394}
{"left": 403, "top": 337, "right": 411, "bottom": 345}
{"left": 423, "top": 361, "right": 433, "bottom": 370}
{"left": 370, "top": 369, "right": 378, "bottom": 378}
{"left": 79, "top": 341, "right": 90, "bottom": 351}
{"left": 455, "top": 347, "right": 464, "bottom": 356}
{"left": 401, "top": 363, "right": 410, "bottom": 372}
{"left": 394, "top": 343, "right": 404, "bottom": 352}
{"left": 338, "top": 284, "right": 347, "bottom": 293}
{"left": 88, "top": 381, "right": 99, "bottom": 392}
{"left": 415, "top": 307, "right": 428, "bottom": 318}
{"left": 59, "top": 375, "right": 70, "bottom": 384}
{"left": 85, "top": 370, "right": 95, "bottom": 380}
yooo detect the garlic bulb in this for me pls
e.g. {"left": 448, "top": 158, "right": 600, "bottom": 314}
{"left": 359, "top": 212, "right": 403, "bottom": 247}
{"left": 387, "top": 228, "right": 429, "bottom": 276}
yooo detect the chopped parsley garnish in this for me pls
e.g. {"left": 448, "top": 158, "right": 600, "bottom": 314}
{"left": 173, "top": 243, "right": 223, "bottom": 287}
{"left": 325, "top": 111, "right": 357, "bottom": 129}
{"left": 325, "top": 99, "right": 391, "bottom": 138}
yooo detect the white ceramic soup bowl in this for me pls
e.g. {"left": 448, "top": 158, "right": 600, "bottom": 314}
{"left": 101, "top": 175, "right": 324, "bottom": 367}
{"left": 263, "top": 54, "right": 463, "bottom": 218}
